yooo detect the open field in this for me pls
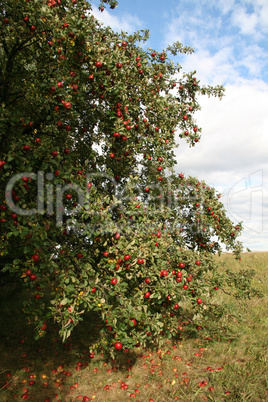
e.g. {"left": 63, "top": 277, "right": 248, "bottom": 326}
{"left": 0, "top": 252, "right": 267, "bottom": 401}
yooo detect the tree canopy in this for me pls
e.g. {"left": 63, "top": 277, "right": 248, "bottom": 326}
{"left": 0, "top": 0, "right": 253, "bottom": 356}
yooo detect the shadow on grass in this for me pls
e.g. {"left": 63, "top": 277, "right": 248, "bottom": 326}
{"left": 0, "top": 285, "right": 141, "bottom": 400}
{"left": 0, "top": 284, "right": 211, "bottom": 400}
{"left": 0, "top": 285, "right": 103, "bottom": 400}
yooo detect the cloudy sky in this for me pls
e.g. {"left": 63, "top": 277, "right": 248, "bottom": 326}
{"left": 91, "top": 0, "right": 268, "bottom": 251}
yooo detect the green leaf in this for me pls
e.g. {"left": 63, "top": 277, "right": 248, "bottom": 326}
{"left": 60, "top": 298, "right": 68, "bottom": 306}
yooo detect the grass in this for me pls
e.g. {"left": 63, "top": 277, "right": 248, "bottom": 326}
{"left": 0, "top": 252, "right": 267, "bottom": 401}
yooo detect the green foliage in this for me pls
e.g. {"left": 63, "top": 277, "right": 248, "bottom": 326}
{"left": 0, "top": 0, "right": 254, "bottom": 356}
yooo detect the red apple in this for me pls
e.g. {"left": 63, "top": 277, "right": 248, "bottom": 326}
{"left": 114, "top": 342, "right": 122, "bottom": 350}
{"left": 32, "top": 254, "right": 39, "bottom": 262}
{"left": 41, "top": 322, "right": 47, "bottom": 330}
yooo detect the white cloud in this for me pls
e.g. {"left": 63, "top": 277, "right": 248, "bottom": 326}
{"left": 91, "top": 5, "right": 143, "bottom": 34}
{"left": 236, "top": 45, "right": 267, "bottom": 76}
{"left": 257, "top": 0, "right": 268, "bottom": 33}
{"left": 178, "top": 43, "right": 267, "bottom": 88}
{"left": 216, "top": 0, "right": 268, "bottom": 38}
{"left": 175, "top": 80, "right": 268, "bottom": 178}
{"left": 213, "top": 0, "right": 236, "bottom": 14}
{"left": 163, "top": 1, "right": 267, "bottom": 84}
{"left": 173, "top": 80, "right": 268, "bottom": 250}
{"left": 231, "top": 5, "right": 258, "bottom": 36}
{"left": 243, "top": 0, "right": 268, "bottom": 33}
{"left": 164, "top": 12, "right": 220, "bottom": 52}
{"left": 180, "top": 47, "right": 238, "bottom": 86}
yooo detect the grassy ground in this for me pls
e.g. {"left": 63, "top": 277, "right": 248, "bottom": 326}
{"left": 0, "top": 252, "right": 267, "bottom": 401}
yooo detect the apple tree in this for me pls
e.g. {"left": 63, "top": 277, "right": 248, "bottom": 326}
{"left": 0, "top": 0, "right": 259, "bottom": 355}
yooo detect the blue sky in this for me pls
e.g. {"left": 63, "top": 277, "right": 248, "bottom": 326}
{"left": 91, "top": 0, "right": 268, "bottom": 251}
